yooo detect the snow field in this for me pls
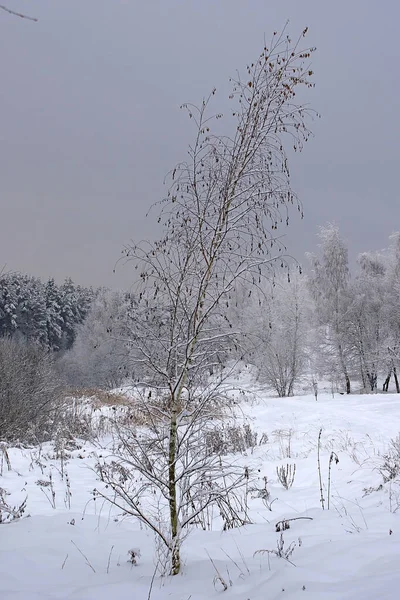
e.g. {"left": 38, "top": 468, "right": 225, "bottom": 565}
{"left": 1, "top": 391, "right": 400, "bottom": 599}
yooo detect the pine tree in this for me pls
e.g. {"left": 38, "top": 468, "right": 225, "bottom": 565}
{"left": 0, "top": 275, "right": 18, "bottom": 337}
{"left": 45, "top": 278, "right": 64, "bottom": 351}
{"left": 59, "top": 278, "right": 79, "bottom": 351}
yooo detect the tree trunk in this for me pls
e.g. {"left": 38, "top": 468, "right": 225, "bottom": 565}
{"left": 337, "top": 341, "right": 351, "bottom": 394}
{"left": 383, "top": 371, "right": 391, "bottom": 392}
{"left": 168, "top": 398, "right": 180, "bottom": 575}
{"left": 366, "top": 371, "right": 377, "bottom": 392}
{"left": 359, "top": 358, "right": 366, "bottom": 390}
{"left": 345, "top": 373, "right": 351, "bottom": 395}
{"left": 394, "top": 367, "right": 400, "bottom": 394}
{"left": 372, "top": 373, "right": 377, "bottom": 392}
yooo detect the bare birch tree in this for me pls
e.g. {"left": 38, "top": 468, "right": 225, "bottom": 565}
{"left": 100, "top": 26, "right": 317, "bottom": 575}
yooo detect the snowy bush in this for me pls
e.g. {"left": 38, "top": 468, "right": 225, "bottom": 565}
{"left": 57, "top": 290, "right": 133, "bottom": 389}
{"left": 0, "top": 487, "right": 27, "bottom": 524}
{"left": 276, "top": 463, "right": 296, "bottom": 490}
{"left": 0, "top": 338, "right": 63, "bottom": 443}
{"left": 380, "top": 434, "right": 400, "bottom": 483}
{"left": 205, "top": 423, "right": 265, "bottom": 456}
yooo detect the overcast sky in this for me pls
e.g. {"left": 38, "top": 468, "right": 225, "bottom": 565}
{"left": 1, "top": 0, "right": 399, "bottom": 288}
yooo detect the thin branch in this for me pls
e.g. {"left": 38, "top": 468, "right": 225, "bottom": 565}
{"left": 0, "top": 4, "right": 38, "bottom": 21}
{"left": 71, "top": 540, "right": 96, "bottom": 573}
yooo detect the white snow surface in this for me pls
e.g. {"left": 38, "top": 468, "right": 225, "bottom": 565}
{"left": 1, "top": 387, "right": 400, "bottom": 599}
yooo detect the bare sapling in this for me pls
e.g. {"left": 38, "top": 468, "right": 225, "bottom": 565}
{"left": 101, "top": 24, "right": 317, "bottom": 575}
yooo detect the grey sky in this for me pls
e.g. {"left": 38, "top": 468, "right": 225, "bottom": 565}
{"left": 1, "top": 0, "right": 399, "bottom": 288}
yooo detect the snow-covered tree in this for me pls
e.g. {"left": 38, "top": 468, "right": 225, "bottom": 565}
{"left": 382, "top": 233, "right": 400, "bottom": 392}
{"left": 58, "top": 289, "right": 132, "bottom": 388}
{"left": 348, "top": 252, "right": 387, "bottom": 391}
{"left": 0, "top": 273, "right": 95, "bottom": 351}
{"left": 308, "top": 224, "right": 352, "bottom": 393}
{"left": 12, "top": 275, "right": 47, "bottom": 346}
{"left": 44, "top": 278, "right": 64, "bottom": 351}
{"left": 253, "top": 274, "right": 310, "bottom": 396}
{"left": 58, "top": 278, "right": 94, "bottom": 351}
{"left": 0, "top": 275, "right": 18, "bottom": 337}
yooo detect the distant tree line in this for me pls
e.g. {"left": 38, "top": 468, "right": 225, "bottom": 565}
{"left": 0, "top": 273, "right": 95, "bottom": 352}
{"left": 233, "top": 225, "right": 400, "bottom": 396}
{"left": 2, "top": 225, "right": 400, "bottom": 398}
{"left": 307, "top": 226, "right": 400, "bottom": 395}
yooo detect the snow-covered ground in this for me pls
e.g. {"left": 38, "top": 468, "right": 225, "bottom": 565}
{"left": 1, "top": 389, "right": 400, "bottom": 599}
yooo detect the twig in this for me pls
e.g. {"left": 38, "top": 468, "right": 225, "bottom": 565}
{"left": 71, "top": 540, "right": 96, "bottom": 573}
{"left": 317, "top": 428, "right": 325, "bottom": 510}
{"left": 61, "top": 554, "right": 68, "bottom": 569}
{"left": 205, "top": 549, "right": 228, "bottom": 591}
{"left": 254, "top": 533, "right": 298, "bottom": 567}
{"left": 147, "top": 561, "right": 158, "bottom": 600}
{"left": 275, "top": 516, "right": 313, "bottom": 532}
{"left": 234, "top": 540, "right": 250, "bottom": 575}
{"left": 327, "top": 452, "right": 339, "bottom": 510}
{"left": 220, "top": 548, "right": 244, "bottom": 577}
{"left": 106, "top": 545, "right": 114, "bottom": 574}
{"left": 0, "top": 4, "right": 38, "bottom": 21}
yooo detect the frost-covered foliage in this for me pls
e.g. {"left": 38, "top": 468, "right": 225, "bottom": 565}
{"left": 205, "top": 422, "right": 265, "bottom": 455}
{"left": 58, "top": 289, "right": 134, "bottom": 388}
{"left": 307, "top": 224, "right": 353, "bottom": 394}
{"left": 379, "top": 434, "right": 400, "bottom": 483}
{"left": 244, "top": 274, "right": 310, "bottom": 397}
{"left": 349, "top": 252, "right": 388, "bottom": 392}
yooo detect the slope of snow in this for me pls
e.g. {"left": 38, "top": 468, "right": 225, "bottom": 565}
{"left": 1, "top": 391, "right": 400, "bottom": 599}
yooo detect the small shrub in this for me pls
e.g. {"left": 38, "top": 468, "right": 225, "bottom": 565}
{"left": 0, "top": 338, "right": 63, "bottom": 443}
{"left": 205, "top": 423, "right": 266, "bottom": 456}
{"left": 273, "top": 428, "right": 294, "bottom": 459}
{"left": 0, "top": 442, "right": 11, "bottom": 474}
{"left": 254, "top": 533, "right": 299, "bottom": 566}
{"left": 250, "top": 476, "right": 277, "bottom": 511}
{"left": 36, "top": 472, "right": 56, "bottom": 509}
{"left": 0, "top": 488, "right": 27, "bottom": 524}
{"left": 276, "top": 463, "right": 296, "bottom": 490}
{"left": 380, "top": 434, "right": 400, "bottom": 483}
